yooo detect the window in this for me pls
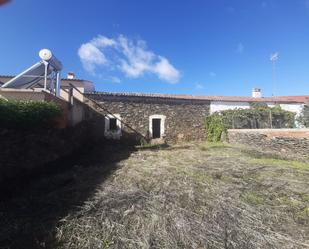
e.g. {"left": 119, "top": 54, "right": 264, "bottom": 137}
{"left": 109, "top": 118, "right": 117, "bottom": 130}
{"left": 104, "top": 114, "right": 122, "bottom": 139}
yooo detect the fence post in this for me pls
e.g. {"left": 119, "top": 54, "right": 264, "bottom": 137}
{"left": 269, "top": 109, "right": 273, "bottom": 129}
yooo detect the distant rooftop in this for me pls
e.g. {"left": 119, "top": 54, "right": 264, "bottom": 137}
{"left": 1, "top": 75, "right": 308, "bottom": 104}
{"left": 0, "top": 75, "right": 95, "bottom": 92}
{"left": 88, "top": 91, "right": 309, "bottom": 104}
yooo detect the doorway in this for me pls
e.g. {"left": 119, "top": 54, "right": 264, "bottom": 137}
{"left": 152, "top": 118, "right": 161, "bottom": 138}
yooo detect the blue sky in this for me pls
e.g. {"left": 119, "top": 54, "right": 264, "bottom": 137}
{"left": 0, "top": 0, "right": 309, "bottom": 96}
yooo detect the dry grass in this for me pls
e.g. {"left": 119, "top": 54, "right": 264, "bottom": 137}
{"left": 1, "top": 142, "right": 309, "bottom": 248}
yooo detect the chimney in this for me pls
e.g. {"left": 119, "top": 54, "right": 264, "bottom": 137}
{"left": 67, "top": 72, "right": 75, "bottom": 80}
{"left": 252, "top": 88, "right": 262, "bottom": 98}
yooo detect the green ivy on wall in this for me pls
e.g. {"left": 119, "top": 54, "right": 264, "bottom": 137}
{"left": 0, "top": 100, "right": 62, "bottom": 129}
{"left": 206, "top": 104, "right": 295, "bottom": 142}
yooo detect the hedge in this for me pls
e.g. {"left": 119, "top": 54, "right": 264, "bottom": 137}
{"left": 206, "top": 104, "right": 295, "bottom": 142}
{"left": 0, "top": 99, "right": 62, "bottom": 129}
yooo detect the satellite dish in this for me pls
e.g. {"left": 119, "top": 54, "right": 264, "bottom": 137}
{"left": 39, "top": 49, "right": 62, "bottom": 71}
{"left": 39, "top": 49, "right": 53, "bottom": 61}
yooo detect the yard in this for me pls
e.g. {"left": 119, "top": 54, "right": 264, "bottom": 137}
{"left": 1, "top": 142, "right": 309, "bottom": 249}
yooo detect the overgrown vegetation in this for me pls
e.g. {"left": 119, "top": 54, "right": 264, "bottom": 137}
{"left": 206, "top": 104, "right": 295, "bottom": 142}
{"left": 297, "top": 103, "right": 309, "bottom": 127}
{"left": 0, "top": 99, "right": 62, "bottom": 129}
{"left": 1, "top": 143, "right": 308, "bottom": 248}
{"left": 205, "top": 114, "right": 227, "bottom": 142}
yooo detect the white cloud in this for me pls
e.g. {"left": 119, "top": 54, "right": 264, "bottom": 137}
{"left": 78, "top": 34, "right": 181, "bottom": 84}
{"left": 153, "top": 57, "right": 180, "bottom": 83}
{"left": 236, "top": 42, "right": 244, "bottom": 54}
{"left": 91, "top": 35, "right": 117, "bottom": 48}
{"left": 78, "top": 43, "right": 107, "bottom": 73}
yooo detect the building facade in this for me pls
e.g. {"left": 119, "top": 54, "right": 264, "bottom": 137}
{"left": 85, "top": 91, "right": 309, "bottom": 143}
{"left": 2, "top": 72, "right": 309, "bottom": 142}
{"left": 86, "top": 92, "right": 210, "bottom": 143}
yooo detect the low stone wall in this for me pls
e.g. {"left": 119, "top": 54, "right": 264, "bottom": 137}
{"left": 227, "top": 129, "right": 309, "bottom": 159}
{"left": 0, "top": 118, "right": 105, "bottom": 183}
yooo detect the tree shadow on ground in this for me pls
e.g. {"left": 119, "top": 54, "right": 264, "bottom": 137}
{"left": 0, "top": 140, "right": 136, "bottom": 249}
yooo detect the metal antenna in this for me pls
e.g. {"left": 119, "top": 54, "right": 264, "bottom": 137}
{"left": 270, "top": 52, "right": 279, "bottom": 96}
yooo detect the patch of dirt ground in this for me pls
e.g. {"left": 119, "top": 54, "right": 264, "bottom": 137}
{"left": 1, "top": 142, "right": 309, "bottom": 249}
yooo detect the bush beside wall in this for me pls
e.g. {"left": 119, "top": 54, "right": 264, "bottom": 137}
{"left": 0, "top": 99, "right": 62, "bottom": 129}
{"left": 206, "top": 105, "right": 295, "bottom": 142}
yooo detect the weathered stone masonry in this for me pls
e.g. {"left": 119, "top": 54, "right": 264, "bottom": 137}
{"left": 86, "top": 93, "right": 210, "bottom": 143}
{"left": 227, "top": 129, "right": 309, "bottom": 159}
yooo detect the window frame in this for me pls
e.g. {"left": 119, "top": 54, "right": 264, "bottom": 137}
{"left": 149, "top": 114, "right": 166, "bottom": 139}
{"left": 104, "top": 114, "right": 122, "bottom": 139}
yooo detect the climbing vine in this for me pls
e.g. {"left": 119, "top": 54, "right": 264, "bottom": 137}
{"left": 205, "top": 104, "right": 295, "bottom": 142}
{"left": 205, "top": 114, "right": 227, "bottom": 142}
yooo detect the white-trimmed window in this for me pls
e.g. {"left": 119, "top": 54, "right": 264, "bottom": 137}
{"left": 149, "top": 114, "right": 166, "bottom": 139}
{"left": 105, "top": 114, "right": 122, "bottom": 139}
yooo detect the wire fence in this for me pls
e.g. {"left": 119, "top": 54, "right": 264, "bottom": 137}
{"left": 228, "top": 110, "right": 294, "bottom": 129}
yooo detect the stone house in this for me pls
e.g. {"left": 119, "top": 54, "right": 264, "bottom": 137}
{"left": 86, "top": 92, "right": 211, "bottom": 143}
{"left": 2, "top": 72, "right": 309, "bottom": 142}
{"left": 85, "top": 88, "right": 309, "bottom": 143}
{"left": 1, "top": 49, "right": 308, "bottom": 143}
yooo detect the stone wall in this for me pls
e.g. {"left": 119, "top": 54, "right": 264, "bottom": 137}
{"left": 227, "top": 129, "right": 309, "bottom": 159}
{"left": 86, "top": 93, "right": 210, "bottom": 143}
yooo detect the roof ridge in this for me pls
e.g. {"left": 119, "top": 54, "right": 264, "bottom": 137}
{"left": 87, "top": 91, "right": 309, "bottom": 103}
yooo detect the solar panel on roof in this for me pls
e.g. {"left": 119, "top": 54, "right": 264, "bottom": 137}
{"left": 1, "top": 61, "right": 50, "bottom": 89}
{"left": 0, "top": 49, "right": 62, "bottom": 96}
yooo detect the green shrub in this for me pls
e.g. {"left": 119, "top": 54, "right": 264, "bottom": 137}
{"left": 205, "top": 114, "right": 227, "bottom": 142}
{"left": 297, "top": 104, "right": 309, "bottom": 127}
{"left": 0, "top": 99, "right": 62, "bottom": 129}
{"left": 205, "top": 105, "right": 295, "bottom": 142}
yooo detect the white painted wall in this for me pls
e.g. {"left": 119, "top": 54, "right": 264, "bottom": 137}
{"left": 210, "top": 101, "right": 250, "bottom": 114}
{"left": 210, "top": 101, "right": 305, "bottom": 127}
{"left": 279, "top": 103, "right": 304, "bottom": 117}
{"left": 279, "top": 103, "right": 304, "bottom": 128}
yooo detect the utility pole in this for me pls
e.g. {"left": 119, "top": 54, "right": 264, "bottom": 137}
{"left": 270, "top": 52, "right": 279, "bottom": 96}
